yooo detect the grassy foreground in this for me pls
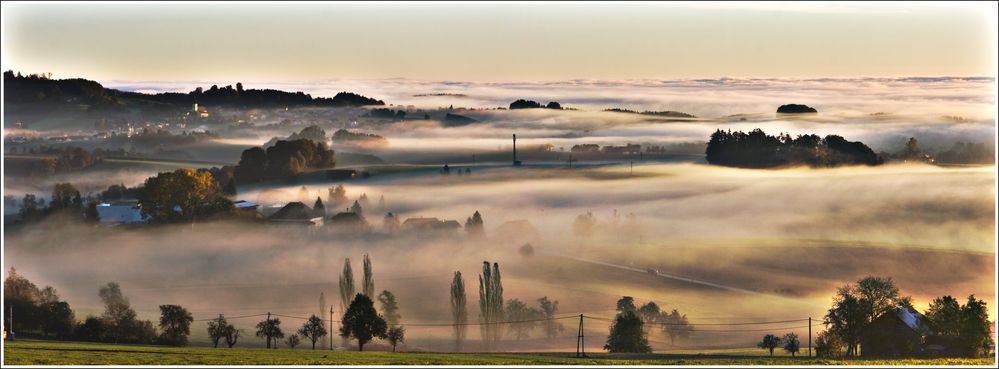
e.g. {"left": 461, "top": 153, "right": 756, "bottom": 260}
{"left": 3, "top": 340, "right": 996, "bottom": 366}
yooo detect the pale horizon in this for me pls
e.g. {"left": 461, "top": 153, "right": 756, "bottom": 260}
{"left": 3, "top": 1, "right": 996, "bottom": 82}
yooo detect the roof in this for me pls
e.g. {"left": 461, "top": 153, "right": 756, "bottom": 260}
{"left": 234, "top": 200, "right": 258, "bottom": 209}
{"left": 268, "top": 202, "right": 315, "bottom": 220}
{"left": 870, "top": 305, "right": 931, "bottom": 335}
{"left": 330, "top": 212, "right": 365, "bottom": 224}
{"left": 897, "top": 306, "right": 922, "bottom": 331}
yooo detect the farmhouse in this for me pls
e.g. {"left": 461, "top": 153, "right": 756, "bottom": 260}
{"left": 268, "top": 202, "right": 323, "bottom": 226}
{"left": 860, "top": 306, "right": 932, "bottom": 358}
{"left": 328, "top": 212, "right": 369, "bottom": 232}
{"left": 402, "top": 216, "right": 461, "bottom": 233}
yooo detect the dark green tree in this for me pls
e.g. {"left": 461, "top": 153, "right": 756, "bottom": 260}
{"left": 925, "top": 295, "right": 962, "bottom": 336}
{"left": 339, "top": 293, "right": 388, "bottom": 352}
{"left": 478, "top": 261, "right": 504, "bottom": 350}
{"left": 959, "top": 295, "right": 994, "bottom": 357}
{"left": 604, "top": 309, "right": 650, "bottom": 353}
{"left": 450, "top": 271, "right": 468, "bottom": 352}
{"left": 158, "top": 304, "right": 194, "bottom": 346}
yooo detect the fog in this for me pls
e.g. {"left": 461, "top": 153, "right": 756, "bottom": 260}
{"left": 4, "top": 76, "right": 996, "bottom": 351}
{"left": 106, "top": 77, "right": 996, "bottom": 120}
{"left": 5, "top": 162, "right": 994, "bottom": 351}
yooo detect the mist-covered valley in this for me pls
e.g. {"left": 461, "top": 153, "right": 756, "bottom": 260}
{"left": 3, "top": 75, "right": 996, "bottom": 352}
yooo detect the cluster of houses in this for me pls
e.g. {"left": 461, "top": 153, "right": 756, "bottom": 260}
{"left": 93, "top": 195, "right": 471, "bottom": 237}
{"left": 264, "top": 197, "right": 467, "bottom": 236}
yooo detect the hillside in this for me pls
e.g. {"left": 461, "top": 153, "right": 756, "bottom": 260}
{"left": 3, "top": 71, "right": 385, "bottom": 115}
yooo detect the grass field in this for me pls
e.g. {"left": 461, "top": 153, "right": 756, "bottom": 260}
{"left": 3, "top": 340, "right": 995, "bottom": 365}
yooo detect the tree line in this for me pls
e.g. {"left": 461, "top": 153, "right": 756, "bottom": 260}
{"left": 3, "top": 70, "right": 384, "bottom": 111}
{"left": 706, "top": 128, "right": 883, "bottom": 168}
{"left": 234, "top": 139, "right": 336, "bottom": 184}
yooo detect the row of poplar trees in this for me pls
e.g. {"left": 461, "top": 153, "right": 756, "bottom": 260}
{"left": 449, "top": 261, "right": 504, "bottom": 352}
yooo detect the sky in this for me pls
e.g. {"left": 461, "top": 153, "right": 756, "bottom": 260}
{"left": 1, "top": 1, "right": 997, "bottom": 82}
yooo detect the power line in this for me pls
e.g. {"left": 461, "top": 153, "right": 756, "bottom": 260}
{"left": 193, "top": 313, "right": 267, "bottom": 322}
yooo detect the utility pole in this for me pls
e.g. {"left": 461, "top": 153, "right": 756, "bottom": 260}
{"left": 808, "top": 317, "right": 812, "bottom": 358}
{"left": 329, "top": 305, "right": 335, "bottom": 351}
{"left": 576, "top": 314, "right": 585, "bottom": 358}
{"left": 266, "top": 312, "right": 272, "bottom": 349}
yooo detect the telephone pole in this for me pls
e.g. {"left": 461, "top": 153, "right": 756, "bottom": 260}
{"left": 329, "top": 305, "right": 335, "bottom": 351}
{"left": 808, "top": 317, "right": 812, "bottom": 358}
{"left": 266, "top": 312, "right": 271, "bottom": 349}
{"left": 576, "top": 314, "right": 585, "bottom": 358}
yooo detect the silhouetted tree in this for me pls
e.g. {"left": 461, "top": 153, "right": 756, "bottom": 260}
{"left": 450, "top": 271, "right": 468, "bottom": 352}
{"left": 224, "top": 324, "right": 241, "bottom": 348}
{"left": 958, "top": 295, "right": 994, "bottom": 357}
{"left": 339, "top": 294, "right": 388, "bottom": 352}
{"left": 285, "top": 334, "right": 301, "bottom": 348}
{"left": 925, "top": 295, "right": 962, "bottom": 336}
{"left": 478, "top": 261, "right": 504, "bottom": 350}
{"left": 616, "top": 296, "right": 637, "bottom": 314}
{"left": 815, "top": 330, "right": 845, "bottom": 358}
{"left": 465, "top": 211, "right": 485, "bottom": 239}
{"left": 339, "top": 258, "right": 355, "bottom": 314}
{"left": 783, "top": 332, "right": 800, "bottom": 356}
{"left": 298, "top": 314, "right": 327, "bottom": 350}
{"left": 207, "top": 314, "right": 228, "bottom": 348}
{"left": 158, "top": 304, "right": 194, "bottom": 346}
{"left": 255, "top": 316, "right": 284, "bottom": 349}
{"left": 758, "top": 334, "right": 782, "bottom": 356}
{"left": 387, "top": 326, "right": 405, "bottom": 352}
{"left": 604, "top": 309, "right": 650, "bottom": 353}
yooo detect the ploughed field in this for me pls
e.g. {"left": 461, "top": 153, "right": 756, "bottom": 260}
{"left": 3, "top": 340, "right": 994, "bottom": 365}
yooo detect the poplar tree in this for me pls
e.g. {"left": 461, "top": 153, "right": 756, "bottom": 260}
{"left": 451, "top": 271, "right": 467, "bottom": 352}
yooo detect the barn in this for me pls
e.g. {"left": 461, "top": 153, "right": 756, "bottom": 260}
{"left": 860, "top": 306, "right": 932, "bottom": 357}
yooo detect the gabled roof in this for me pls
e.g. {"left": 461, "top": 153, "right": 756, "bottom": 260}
{"left": 870, "top": 305, "right": 931, "bottom": 335}
{"left": 330, "top": 212, "right": 365, "bottom": 224}
{"left": 268, "top": 202, "right": 315, "bottom": 220}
